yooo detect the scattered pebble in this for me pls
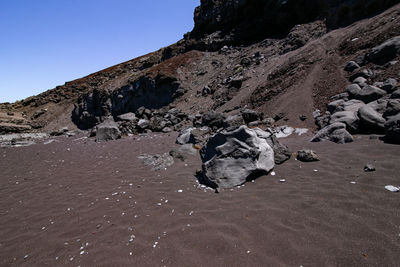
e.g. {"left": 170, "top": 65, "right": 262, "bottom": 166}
{"left": 177, "top": 189, "right": 183, "bottom": 193}
{"left": 364, "top": 164, "right": 376, "bottom": 172}
{"left": 279, "top": 179, "right": 286, "bottom": 183}
{"left": 80, "top": 251, "right": 85, "bottom": 255}
{"left": 350, "top": 181, "right": 356, "bottom": 184}
{"left": 385, "top": 185, "right": 399, "bottom": 192}
{"left": 271, "top": 171, "right": 276, "bottom": 176}
{"left": 24, "top": 254, "right": 29, "bottom": 260}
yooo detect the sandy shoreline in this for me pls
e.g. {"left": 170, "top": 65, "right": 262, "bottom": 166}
{"left": 0, "top": 132, "right": 399, "bottom": 266}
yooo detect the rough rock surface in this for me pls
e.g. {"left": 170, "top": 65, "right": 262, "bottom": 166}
{"left": 311, "top": 122, "right": 354, "bottom": 144}
{"left": 96, "top": 119, "right": 121, "bottom": 142}
{"left": 330, "top": 111, "right": 360, "bottom": 133}
{"left": 358, "top": 105, "right": 386, "bottom": 132}
{"left": 352, "top": 86, "right": 387, "bottom": 103}
{"left": 367, "top": 35, "right": 400, "bottom": 64}
{"left": 384, "top": 113, "right": 400, "bottom": 143}
{"left": 199, "top": 126, "right": 275, "bottom": 189}
{"left": 297, "top": 150, "right": 320, "bottom": 162}
{"left": 190, "top": 0, "right": 398, "bottom": 48}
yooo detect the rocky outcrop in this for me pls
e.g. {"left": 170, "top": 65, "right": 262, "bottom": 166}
{"left": 189, "top": 0, "right": 398, "bottom": 48}
{"left": 72, "top": 73, "right": 183, "bottom": 129}
{"left": 198, "top": 126, "right": 275, "bottom": 189}
{"left": 96, "top": 119, "right": 121, "bottom": 142}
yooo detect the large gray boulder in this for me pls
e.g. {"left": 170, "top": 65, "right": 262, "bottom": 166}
{"left": 367, "top": 36, "right": 400, "bottom": 64}
{"left": 384, "top": 114, "right": 400, "bottom": 144}
{"left": 367, "top": 99, "right": 388, "bottom": 115}
{"left": 341, "top": 99, "right": 365, "bottom": 112}
{"left": 384, "top": 99, "right": 400, "bottom": 118}
{"left": 345, "top": 84, "right": 362, "bottom": 98}
{"left": 96, "top": 120, "right": 121, "bottom": 142}
{"left": 352, "top": 85, "right": 387, "bottom": 103}
{"left": 311, "top": 122, "right": 353, "bottom": 144}
{"left": 199, "top": 126, "right": 275, "bottom": 189}
{"left": 330, "top": 111, "right": 359, "bottom": 133}
{"left": 381, "top": 78, "right": 398, "bottom": 93}
{"left": 358, "top": 105, "right": 386, "bottom": 132}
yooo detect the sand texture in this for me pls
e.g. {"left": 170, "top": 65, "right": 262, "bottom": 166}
{"left": 0, "top": 133, "right": 399, "bottom": 266}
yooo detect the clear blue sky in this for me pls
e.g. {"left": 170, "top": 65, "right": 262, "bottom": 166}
{"left": 0, "top": 0, "right": 200, "bottom": 103}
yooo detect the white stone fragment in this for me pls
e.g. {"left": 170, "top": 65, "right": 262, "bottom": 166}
{"left": 385, "top": 185, "right": 399, "bottom": 192}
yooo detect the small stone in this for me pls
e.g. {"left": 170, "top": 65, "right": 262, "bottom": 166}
{"left": 364, "top": 164, "right": 375, "bottom": 172}
{"left": 296, "top": 150, "right": 319, "bottom": 162}
{"left": 385, "top": 185, "right": 399, "bottom": 192}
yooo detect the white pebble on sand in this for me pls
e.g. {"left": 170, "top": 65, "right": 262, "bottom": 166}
{"left": 280, "top": 179, "right": 286, "bottom": 183}
{"left": 80, "top": 251, "right": 85, "bottom": 255}
{"left": 350, "top": 181, "right": 356, "bottom": 184}
{"left": 385, "top": 185, "right": 400, "bottom": 192}
{"left": 24, "top": 254, "right": 29, "bottom": 259}
{"left": 271, "top": 171, "right": 276, "bottom": 176}
{"left": 178, "top": 189, "right": 183, "bottom": 193}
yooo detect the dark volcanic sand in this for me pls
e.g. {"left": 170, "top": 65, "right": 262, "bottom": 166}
{"left": 0, "top": 132, "right": 399, "bottom": 266}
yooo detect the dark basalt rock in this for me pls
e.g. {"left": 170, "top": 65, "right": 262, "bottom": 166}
{"left": 188, "top": 0, "right": 398, "bottom": 49}
{"left": 72, "top": 74, "right": 182, "bottom": 130}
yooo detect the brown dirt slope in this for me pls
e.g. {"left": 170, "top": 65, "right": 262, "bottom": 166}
{"left": 1, "top": 4, "right": 400, "bottom": 132}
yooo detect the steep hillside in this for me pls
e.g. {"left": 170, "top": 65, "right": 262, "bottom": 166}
{"left": 1, "top": 1, "right": 399, "bottom": 134}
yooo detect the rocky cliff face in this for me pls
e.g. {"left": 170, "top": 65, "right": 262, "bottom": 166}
{"left": 189, "top": 0, "right": 399, "bottom": 47}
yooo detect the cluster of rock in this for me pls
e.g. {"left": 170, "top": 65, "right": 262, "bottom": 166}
{"left": 72, "top": 73, "right": 184, "bottom": 130}
{"left": 172, "top": 108, "right": 294, "bottom": 189}
{"left": 93, "top": 106, "right": 190, "bottom": 142}
{"left": 312, "top": 36, "right": 400, "bottom": 144}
